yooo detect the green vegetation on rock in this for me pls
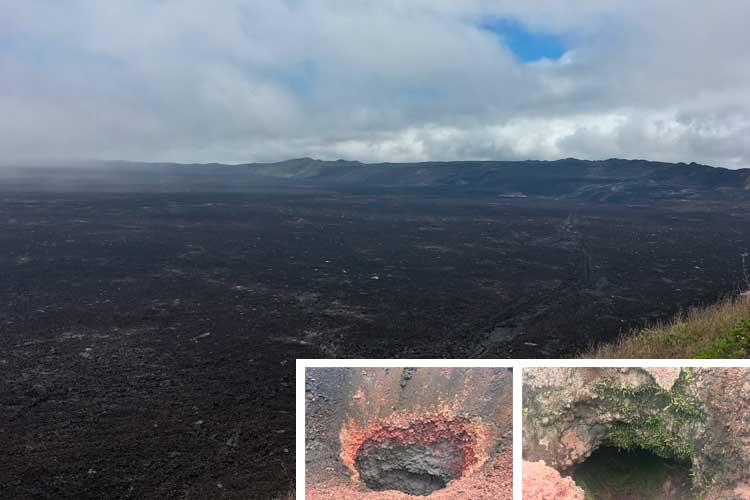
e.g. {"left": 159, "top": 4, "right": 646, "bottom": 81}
{"left": 592, "top": 377, "right": 703, "bottom": 461}
{"left": 607, "top": 418, "right": 693, "bottom": 461}
{"left": 592, "top": 378, "right": 702, "bottom": 419}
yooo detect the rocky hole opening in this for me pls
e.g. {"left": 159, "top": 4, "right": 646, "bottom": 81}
{"left": 352, "top": 419, "right": 478, "bottom": 496}
{"left": 569, "top": 446, "right": 695, "bottom": 500}
{"left": 355, "top": 439, "right": 461, "bottom": 495}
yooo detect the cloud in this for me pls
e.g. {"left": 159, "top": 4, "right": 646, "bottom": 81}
{"left": 0, "top": 0, "right": 748, "bottom": 168}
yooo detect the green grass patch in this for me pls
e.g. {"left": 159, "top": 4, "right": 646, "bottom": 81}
{"left": 583, "top": 295, "right": 750, "bottom": 359}
{"left": 693, "top": 319, "right": 750, "bottom": 359}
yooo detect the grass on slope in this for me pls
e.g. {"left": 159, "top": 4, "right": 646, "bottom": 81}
{"left": 584, "top": 293, "right": 750, "bottom": 359}
{"left": 694, "top": 318, "right": 750, "bottom": 358}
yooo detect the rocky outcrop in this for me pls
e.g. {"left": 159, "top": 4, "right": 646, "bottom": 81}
{"left": 522, "top": 460, "right": 584, "bottom": 500}
{"left": 523, "top": 368, "right": 750, "bottom": 499}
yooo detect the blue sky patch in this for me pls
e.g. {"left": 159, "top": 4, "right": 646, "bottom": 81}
{"left": 478, "top": 18, "right": 567, "bottom": 62}
{"left": 273, "top": 59, "right": 317, "bottom": 96}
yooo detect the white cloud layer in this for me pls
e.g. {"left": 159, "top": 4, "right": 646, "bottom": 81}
{"left": 1, "top": 0, "right": 749, "bottom": 167}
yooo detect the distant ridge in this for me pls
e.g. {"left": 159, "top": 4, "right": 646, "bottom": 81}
{"left": 2, "top": 158, "right": 749, "bottom": 201}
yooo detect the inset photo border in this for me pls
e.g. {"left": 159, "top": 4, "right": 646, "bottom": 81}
{"left": 297, "top": 359, "right": 750, "bottom": 500}
{"left": 520, "top": 363, "right": 750, "bottom": 500}
{"left": 296, "top": 360, "right": 517, "bottom": 500}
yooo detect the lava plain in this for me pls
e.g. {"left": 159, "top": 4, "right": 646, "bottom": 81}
{"left": 1, "top": 189, "right": 749, "bottom": 498}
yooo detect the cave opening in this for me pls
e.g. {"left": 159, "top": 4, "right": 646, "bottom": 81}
{"left": 354, "top": 438, "right": 462, "bottom": 496}
{"left": 568, "top": 446, "right": 695, "bottom": 500}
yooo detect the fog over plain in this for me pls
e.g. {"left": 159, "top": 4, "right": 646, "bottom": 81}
{"left": 1, "top": 1, "right": 748, "bottom": 168}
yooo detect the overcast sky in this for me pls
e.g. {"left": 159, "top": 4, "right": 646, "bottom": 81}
{"left": 2, "top": 1, "right": 749, "bottom": 167}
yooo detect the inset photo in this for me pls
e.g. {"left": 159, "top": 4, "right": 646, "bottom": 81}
{"left": 522, "top": 367, "right": 750, "bottom": 500}
{"left": 303, "top": 367, "right": 512, "bottom": 499}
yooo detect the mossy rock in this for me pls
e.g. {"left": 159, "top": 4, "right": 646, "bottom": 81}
{"left": 591, "top": 377, "right": 703, "bottom": 462}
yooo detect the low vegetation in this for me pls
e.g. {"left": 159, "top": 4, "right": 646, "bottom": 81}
{"left": 694, "top": 318, "right": 750, "bottom": 358}
{"left": 584, "top": 293, "right": 750, "bottom": 359}
{"left": 592, "top": 377, "right": 703, "bottom": 461}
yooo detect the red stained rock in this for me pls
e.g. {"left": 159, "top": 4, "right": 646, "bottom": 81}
{"left": 340, "top": 414, "right": 490, "bottom": 482}
{"left": 523, "top": 460, "right": 584, "bottom": 500}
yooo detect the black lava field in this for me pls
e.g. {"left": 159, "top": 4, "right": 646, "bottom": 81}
{"left": 2, "top": 159, "right": 749, "bottom": 498}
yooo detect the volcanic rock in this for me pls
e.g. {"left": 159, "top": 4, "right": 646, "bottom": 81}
{"left": 523, "top": 367, "right": 750, "bottom": 499}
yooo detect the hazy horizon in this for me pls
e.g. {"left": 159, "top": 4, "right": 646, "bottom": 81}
{"left": 0, "top": 155, "right": 743, "bottom": 171}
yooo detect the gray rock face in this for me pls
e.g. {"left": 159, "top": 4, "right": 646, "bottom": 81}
{"left": 355, "top": 440, "right": 461, "bottom": 495}
{"left": 523, "top": 368, "right": 750, "bottom": 499}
